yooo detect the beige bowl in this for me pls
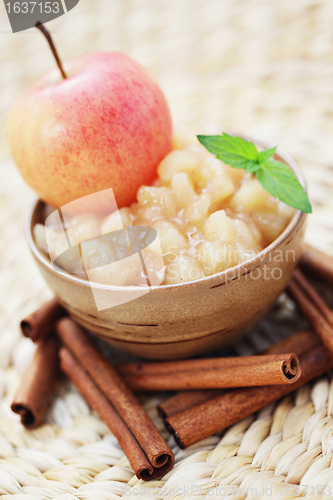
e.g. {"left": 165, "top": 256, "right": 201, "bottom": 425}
{"left": 27, "top": 144, "right": 307, "bottom": 359}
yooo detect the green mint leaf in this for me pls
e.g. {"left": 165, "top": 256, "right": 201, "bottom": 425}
{"left": 197, "top": 133, "right": 258, "bottom": 169}
{"left": 256, "top": 160, "right": 312, "bottom": 213}
{"left": 244, "top": 160, "right": 261, "bottom": 173}
{"left": 257, "top": 146, "right": 277, "bottom": 164}
{"left": 198, "top": 132, "right": 312, "bottom": 213}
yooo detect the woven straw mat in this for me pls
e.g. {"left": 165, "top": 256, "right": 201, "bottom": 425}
{"left": 0, "top": 0, "right": 333, "bottom": 498}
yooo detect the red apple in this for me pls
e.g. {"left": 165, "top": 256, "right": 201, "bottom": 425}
{"left": 7, "top": 52, "right": 172, "bottom": 213}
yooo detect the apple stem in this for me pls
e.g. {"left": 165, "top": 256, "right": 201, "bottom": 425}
{"left": 35, "top": 22, "right": 67, "bottom": 79}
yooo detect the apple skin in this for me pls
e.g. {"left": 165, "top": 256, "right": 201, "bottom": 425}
{"left": 7, "top": 52, "right": 172, "bottom": 213}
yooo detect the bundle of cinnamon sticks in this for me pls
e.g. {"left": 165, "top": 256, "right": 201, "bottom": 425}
{"left": 57, "top": 319, "right": 174, "bottom": 480}
{"left": 11, "top": 244, "right": 333, "bottom": 477}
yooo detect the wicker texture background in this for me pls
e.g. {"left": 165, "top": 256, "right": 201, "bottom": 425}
{"left": 0, "top": 0, "right": 333, "bottom": 498}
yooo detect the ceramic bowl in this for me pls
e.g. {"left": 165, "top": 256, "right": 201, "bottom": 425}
{"left": 26, "top": 144, "right": 307, "bottom": 359}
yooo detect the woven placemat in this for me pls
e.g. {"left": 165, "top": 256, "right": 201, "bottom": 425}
{"left": 0, "top": 0, "right": 333, "bottom": 498}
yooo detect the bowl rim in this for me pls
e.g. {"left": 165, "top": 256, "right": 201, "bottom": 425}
{"left": 26, "top": 140, "right": 307, "bottom": 293}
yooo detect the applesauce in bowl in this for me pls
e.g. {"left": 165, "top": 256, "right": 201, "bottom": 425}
{"left": 33, "top": 130, "right": 295, "bottom": 288}
{"left": 28, "top": 130, "right": 306, "bottom": 359}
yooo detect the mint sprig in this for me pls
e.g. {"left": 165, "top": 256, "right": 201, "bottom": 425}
{"left": 197, "top": 133, "right": 312, "bottom": 213}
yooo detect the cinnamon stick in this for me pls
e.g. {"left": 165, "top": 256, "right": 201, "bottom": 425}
{"left": 300, "top": 243, "right": 333, "bottom": 286}
{"left": 56, "top": 318, "right": 173, "bottom": 479}
{"left": 11, "top": 336, "right": 59, "bottom": 429}
{"left": 261, "top": 328, "right": 320, "bottom": 355}
{"left": 157, "top": 329, "right": 319, "bottom": 419}
{"left": 119, "top": 331, "right": 319, "bottom": 377}
{"left": 123, "top": 353, "right": 300, "bottom": 392}
{"left": 288, "top": 270, "right": 333, "bottom": 353}
{"left": 158, "top": 390, "right": 224, "bottom": 419}
{"left": 60, "top": 348, "right": 162, "bottom": 480}
{"left": 293, "top": 269, "right": 333, "bottom": 326}
{"left": 165, "top": 345, "right": 333, "bottom": 448}
{"left": 120, "top": 352, "right": 301, "bottom": 376}
{"left": 21, "top": 298, "right": 65, "bottom": 342}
